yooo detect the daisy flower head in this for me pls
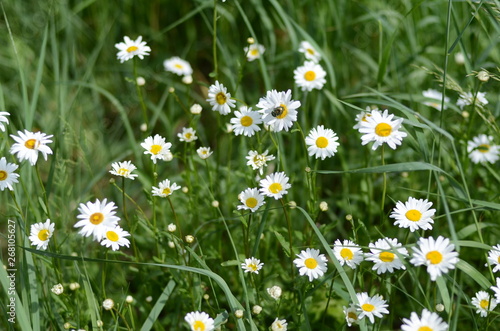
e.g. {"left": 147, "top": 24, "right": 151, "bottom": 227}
{"left": 267, "top": 286, "right": 282, "bottom": 300}
{"left": 109, "top": 160, "right": 138, "bottom": 180}
{"left": 206, "top": 81, "right": 236, "bottom": 115}
{"left": 241, "top": 257, "right": 264, "bottom": 274}
{"left": 196, "top": 147, "right": 213, "bottom": 160}
{"left": 184, "top": 311, "right": 215, "bottom": 331}
{"left": 271, "top": 318, "right": 287, "bottom": 331}
{"left": 152, "top": 179, "right": 181, "bottom": 198}
{"left": 491, "top": 277, "right": 500, "bottom": 302}
{"left": 293, "top": 61, "right": 327, "bottom": 92}
{"left": 163, "top": 56, "right": 193, "bottom": 77}
{"left": 390, "top": 197, "right": 436, "bottom": 232}
{"left": 343, "top": 303, "right": 360, "bottom": 327}
{"left": 305, "top": 125, "right": 339, "bottom": 160}
{"left": 0, "top": 157, "right": 19, "bottom": 191}
{"left": 401, "top": 309, "right": 449, "bottom": 331}
{"left": 422, "top": 89, "right": 450, "bottom": 111}
{"left": 333, "top": 239, "right": 363, "bottom": 269}
{"left": 487, "top": 244, "right": 500, "bottom": 272}
{"left": 114, "top": 36, "right": 151, "bottom": 63}
{"left": 230, "top": 106, "right": 262, "bottom": 137}
{"left": 29, "top": 219, "right": 55, "bottom": 250}
{"left": 467, "top": 134, "right": 500, "bottom": 164}
{"left": 10, "top": 130, "right": 53, "bottom": 166}
{"left": 471, "top": 290, "right": 497, "bottom": 317}
{"left": 356, "top": 292, "right": 389, "bottom": 324}
{"left": 293, "top": 248, "right": 328, "bottom": 282}
{"left": 177, "top": 127, "right": 198, "bottom": 142}
{"left": 244, "top": 43, "right": 265, "bottom": 62}
{"left": 246, "top": 150, "right": 275, "bottom": 175}
{"left": 353, "top": 107, "right": 375, "bottom": 130}
{"left": 410, "top": 236, "right": 459, "bottom": 281}
{"left": 100, "top": 225, "right": 130, "bottom": 251}
{"left": 298, "top": 40, "right": 321, "bottom": 62}
{"left": 103, "top": 298, "right": 115, "bottom": 310}
{"left": 74, "top": 199, "right": 121, "bottom": 241}
{"left": 365, "top": 237, "right": 408, "bottom": 274}
{"left": 256, "top": 89, "right": 300, "bottom": 132}
{"left": 457, "top": 91, "right": 488, "bottom": 109}
{"left": 359, "top": 109, "right": 407, "bottom": 150}
{"left": 140, "top": 134, "right": 173, "bottom": 164}
{"left": 0, "top": 111, "right": 9, "bottom": 131}
{"left": 259, "top": 171, "right": 291, "bottom": 200}
{"left": 237, "top": 187, "right": 265, "bottom": 212}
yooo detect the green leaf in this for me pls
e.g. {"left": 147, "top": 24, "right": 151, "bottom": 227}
{"left": 140, "top": 280, "right": 176, "bottom": 331}
{"left": 456, "top": 260, "right": 492, "bottom": 289}
{"left": 316, "top": 162, "right": 444, "bottom": 174}
{"left": 274, "top": 231, "right": 291, "bottom": 257}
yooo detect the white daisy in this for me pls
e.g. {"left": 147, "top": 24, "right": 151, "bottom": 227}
{"left": 298, "top": 40, "right": 321, "bottom": 62}
{"left": 422, "top": 89, "right": 450, "bottom": 111}
{"left": 487, "top": 244, "right": 500, "bottom": 272}
{"left": 457, "top": 91, "right": 488, "bottom": 109}
{"left": 491, "top": 278, "right": 500, "bottom": 302}
{"left": 365, "top": 237, "right": 408, "bottom": 274}
{"left": 244, "top": 43, "right": 265, "bottom": 62}
{"left": 177, "top": 127, "right": 198, "bottom": 142}
{"left": 114, "top": 36, "right": 151, "bottom": 63}
{"left": 140, "top": 134, "right": 173, "bottom": 164}
{"left": 271, "top": 318, "right": 287, "bottom": 331}
{"left": 10, "top": 130, "right": 53, "bottom": 166}
{"left": 29, "top": 219, "right": 55, "bottom": 250}
{"left": 109, "top": 160, "right": 138, "bottom": 180}
{"left": 246, "top": 150, "right": 275, "bottom": 175}
{"left": 467, "top": 134, "right": 500, "bottom": 164}
{"left": 184, "top": 311, "right": 215, "bottom": 331}
{"left": 293, "top": 248, "right": 328, "bottom": 282}
{"left": 256, "top": 89, "right": 301, "bottom": 132}
{"left": 237, "top": 187, "right": 265, "bottom": 212}
{"left": 401, "top": 309, "right": 449, "bottom": 331}
{"left": 343, "top": 303, "right": 360, "bottom": 327}
{"left": 230, "top": 106, "right": 262, "bottom": 137}
{"left": 152, "top": 179, "right": 181, "bottom": 198}
{"left": 356, "top": 292, "right": 389, "bottom": 324}
{"left": 293, "top": 61, "right": 327, "bottom": 92}
{"left": 241, "top": 257, "right": 264, "bottom": 274}
{"left": 305, "top": 125, "right": 339, "bottom": 160}
{"left": 333, "top": 239, "right": 364, "bottom": 269}
{"left": 471, "top": 290, "right": 497, "bottom": 317}
{"left": 0, "top": 157, "right": 19, "bottom": 191}
{"left": 74, "top": 199, "right": 121, "bottom": 241}
{"left": 390, "top": 197, "right": 436, "bottom": 232}
{"left": 206, "top": 81, "right": 236, "bottom": 115}
{"left": 0, "top": 111, "right": 9, "bottom": 131}
{"left": 196, "top": 147, "right": 213, "bottom": 160}
{"left": 102, "top": 298, "right": 115, "bottom": 310}
{"left": 163, "top": 56, "right": 193, "bottom": 76}
{"left": 100, "top": 226, "right": 130, "bottom": 251}
{"left": 410, "top": 236, "right": 459, "bottom": 281}
{"left": 359, "top": 109, "right": 407, "bottom": 150}
{"left": 259, "top": 171, "right": 291, "bottom": 200}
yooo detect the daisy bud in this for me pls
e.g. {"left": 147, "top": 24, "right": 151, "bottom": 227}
{"left": 136, "top": 76, "right": 146, "bottom": 86}
{"left": 477, "top": 70, "right": 489, "bottom": 82}
{"left": 182, "top": 186, "right": 189, "bottom": 193}
{"left": 182, "top": 75, "right": 193, "bottom": 84}
{"left": 167, "top": 223, "right": 177, "bottom": 232}
{"left": 319, "top": 201, "right": 328, "bottom": 211}
{"left": 185, "top": 235, "right": 195, "bottom": 243}
{"left": 168, "top": 87, "right": 175, "bottom": 93}
{"left": 190, "top": 103, "right": 203, "bottom": 115}
{"left": 462, "top": 111, "right": 469, "bottom": 118}
{"left": 401, "top": 172, "right": 409, "bottom": 178}
{"left": 96, "top": 320, "right": 103, "bottom": 327}
{"left": 51, "top": 284, "right": 64, "bottom": 295}
{"left": 102, "top": 298, "right": 114, "bottom": 310}
{"left": 203, "top": 294, "right": 210, "bottom": 300}
{"left": 305, "top": 166, "right": 311, "bottom": 173}
{"left": 168, "top": 241, "right": 175, "bottom": 248}
{"left": 126, "top": 295, "right": 134, "bottom": 304}
{"left": 64, "top": 323, "right": 71, "bottom": 329}
{"left": 140, "top": 123, "right": 148, "bottom": 132}
{"left": 455, "top": 52, "right": 465, "bottom": 65}
{"left": 146, "top": 296, "right": 153, "bottom": 302}
{"left": 212, "top": 200, "right": 219, "bottom": 208}
{"left": 252, "top": 305, "right": 262, "bottom": 315}
{"left": 247, "top": 37, "right": 255, "bottom": 44}
{"left": 234, "top": 310, "right": 244, "bottom": 319}
{"left": 267, "top": 285, "right": 282, "bottom": 300}
{"left": 436, "top": 303, "right": 445, "bottom": 312}
{"left": 69, "top": 282, "right": 80, "bottom": 291}
{"left": 345, "top": 214, "right": 353, "bottom": 221}
{"left": 288, "top": 201, "right": 297, "bottom": 209}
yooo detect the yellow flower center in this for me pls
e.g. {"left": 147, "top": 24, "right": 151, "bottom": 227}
{"left": 375, "top": 123, "right": 392, "bottom": 137}
{"left": 361, "top": 303, "right": 375, "bottom": 312}
{"left": 150, "top": 144, "right": 162, "bottom": 155}
{"left": 174, "top": 63, "right": 183, "bottom": 69}
{"left": 38, "top": 229, "right": 50, "bottom": 241}
{"left": 89, "top": 212, "right": 104, "bottom": 225}
{"left": 246, "top": 197, "right": 258, "bottom": 208}
{"left": 276, "top": 104, "right": 288, "bottom": 119}
{"left": 307, "top": 48, "right": 315, "bottom": 55}
{"left": 480, "top": 299, "right": 490, "bottom": 309}
{"left": 361, "top": 114, "right": 371, "bottom": 122}
{"left": 405, "top": 209, "right": 422, "bottom": 222}
{"left": 497, "top": 256, "right": 500, "bottom": 263}
{"left": 426, "top": 250, "right": 443, "bottom": 265}
{"left": 304, "top": 257, "right": 318, "bottom": 269}
{"left": 25, "top": 139, "right": 37, "bottom": 149}
{"left": 126, "top": 46, "right": 138, "bottom": 53}
{"left": 0, "top": 170, "right": 7, "bottom": 181}
{"left": 162, "top": 188, "right": 171, "bottom": 195}
{"left": 106, "top": 230, "right": 119, "bottom": 242}
{"left": 304, "top": 70, "right": 316, "bottom": 81}
{"left": 248, "top": 263, "right": 258, "bottom": 271}
{"left": 418, "top": 327, "right": 433, "bottom": 331}
{"left": 193, "top": 320, "right": 206, "bottom": 331}
{"left": 269, "top": 183, "right": 283, "bottom": 194}
{"left": 347, "top": 312, "right": 358, "bottom": 320}
{"left": 185, "top": 133, "right": 193, "bottom": 140}
{"left": 215, "top": 92, "right": 227, "bottom": 105}
{"left": 379, "top": 251, "right": 395, "bottom": 262}
{"left": 241, "top": 116, "right": 253, "bottom": 127}
{"left": 478, "top": 144, "right": 490, "bottom": 153}
{"left": 340, "top": 248, "right": 354, "bottom": 260}
{"left": 250, "top": 49, "right": 259, "bottom": 56}
{"left": 118, "top": 168, "right": 129, "bottom": 176}
{"left": 316, "top": 137, "right": 328, "bottom": 148}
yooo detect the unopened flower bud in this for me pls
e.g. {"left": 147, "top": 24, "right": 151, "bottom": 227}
{"left": 252, "top": 305, "right": 262, "bottom": 315}
{"left": 319, "top": 201, "right": 328, "bottom": 211}
{"left": 168, "top": 223, "right": 177, "bottom": 232}
{"left": 235, "top": 309, "right": 244, "bottom": 318}
{"left": 185, "top": 235, "right": 195, "bottom": 243}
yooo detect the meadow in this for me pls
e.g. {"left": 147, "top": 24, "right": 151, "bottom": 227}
{"left": 1, "top": 0, "right": 500, "bottom": 330}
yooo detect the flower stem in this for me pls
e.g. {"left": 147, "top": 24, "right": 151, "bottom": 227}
{"left": 133, "top": 57, "right": 148, "bottom": 128}
{"left": 380, "top": 145, "right": 387, "bottom": 218}
{"left": 280, "top": 198, "right": 295, "bottom": 278}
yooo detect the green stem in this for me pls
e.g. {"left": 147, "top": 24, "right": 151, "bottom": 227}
{"left": 380, "top": 145, "right": 387, "bottom": 218}
{"left": 133, "top": 57, "right": 148, "bottom": 128}
{"left": 212, "top": 0, "right": 218, "bottom": 80}
{"left": 280, "top": 198, "right": 295, "bottom": 278}
{"left": 35, "top": 163, "right": 51, "bottom": 219}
